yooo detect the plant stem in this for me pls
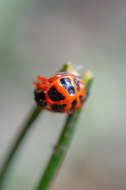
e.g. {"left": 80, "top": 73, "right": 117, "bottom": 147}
{"left": 0, "top": 63, "right": 69, "bottom": 188}
{"left": 0, "top": 106, "right": 42, "bottom": 188}
{"left": 36, "top": 110, "right": 81, "bottom": 190}
{"left": 35, "top": 72, "right": 94, "bottom": 190}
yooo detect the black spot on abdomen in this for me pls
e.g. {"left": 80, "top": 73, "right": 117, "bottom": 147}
{"left": 51, "top": 104, "right": 67, "bottom": 112}
{"left": 68, "top": 86, "right": 75, "bottom": 95}
{"left": 59, "top": 78, "right": 71, "bottom": 89}
{"left": 48, "top": 86, "right": 65, "bottom": 101}
{"left": 79, "top": 96, "right": 83, "bottom": 102}
{"left": 70, "top": 99, "right": 77, "bottom": 111}
{"left": 34, "top": 89, "right": 47, "bottom": 107}
{"left": 59, "top": 78, "right": 75, "bottom": 95}
{"left": 74, "top": 78, "right": 80, "bottom": 92}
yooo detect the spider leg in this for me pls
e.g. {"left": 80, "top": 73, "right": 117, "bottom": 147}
{"left": 37, "top": 75, "right": 48, "bottom": 83}
{"left": 33, "top": 81, "right": 41, "bottom": 89}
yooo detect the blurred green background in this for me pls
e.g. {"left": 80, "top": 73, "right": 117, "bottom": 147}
{"left": 0, "top": 0, "right": 126, "bottom": 189}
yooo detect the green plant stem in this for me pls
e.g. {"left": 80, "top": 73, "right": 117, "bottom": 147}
{"left": 0, "top": 106, "right": 42, "bottom": 187}
{"left": 0, "top": 64, "right": 68, "bottom": 188}
{"left": 35, "top": 76, "right": 93, "bottom": 190}
{"left": 36, "top": 110, "right": 81, "bottom": 190}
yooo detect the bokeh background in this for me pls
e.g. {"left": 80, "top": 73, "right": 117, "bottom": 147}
{"left": 0, "top": 0, "right": 126, "bottom": 189}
